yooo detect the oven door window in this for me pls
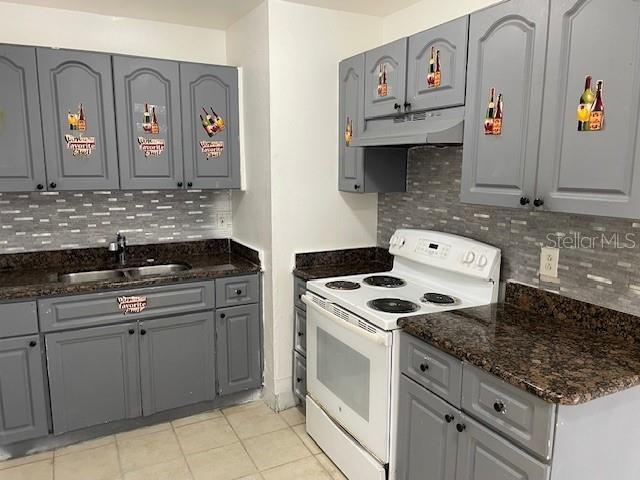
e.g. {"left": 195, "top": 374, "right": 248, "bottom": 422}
{"left": 317, "top": 328, "right": 370, "bottom": 421}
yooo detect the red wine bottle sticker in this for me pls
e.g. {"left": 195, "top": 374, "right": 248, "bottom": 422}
{"left": 484, "top": 87, "right": 503, "bottom": 136}
{"left": 377, "top": 63, "right": 388, "bottom": 97}
{"left": 345, "top": 117, "right": 353, "bottom": 146}
{"left": 576, "top": 75, "right": 604, "bottom": 132}
{"left": 67, "top": 104, "right": 86, "bottom": 132}
{"left": 427, "top": 48, "right": 442, "bottom": 88}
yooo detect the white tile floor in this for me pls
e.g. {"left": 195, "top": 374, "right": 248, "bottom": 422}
{"left": 0, "top": 401, "right": 347, "bottom": 480}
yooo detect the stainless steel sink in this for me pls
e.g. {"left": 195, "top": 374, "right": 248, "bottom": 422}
{"left": 57, "top": 263, "right": 191, "bottom": 284}
{"left": 126, "top": 264, "right": 191, "bottom": 277}
{"left": 58, "top": 269, "right": 127, "bottom": 284}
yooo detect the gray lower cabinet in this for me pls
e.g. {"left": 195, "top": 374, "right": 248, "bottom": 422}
{"left": 216, "top": 304, "right": 261, "bottom": 396}
{"left": 456, "top": 414, "right": 550, "bottom": 480}
{"left": 293, "top": 351, "right": 306, "bottom": 401}
{"left": 36, "top": 48, "right": 120, "bottom": 191}
{"left": 0, "top": 335, "right": 48, "bottom": 445}
{"left": 364, "top": 38, "right": 408, "bottom": 119}
{"left": 406, "top": 16, "right": 469, "bottom": 113}
{"left": 180, "top": 63, "right": 240, "bottom": 189}
{"left": 536, "top": 0, "right": 640, "bottom": 218}
{"left": 46, "top": 322, "right": 141, "bottom": 434}
{"left": 139, "top": 312, "right": 215, "bottom": 415}
{"left": 0, "top": 45, "right": 47, "bottom": 192}
{"left": 396, "top": 375, "right": 458, "bottom": 480}
{"left": 460, "top": 0, "right": 549, "bottom": 208}
{"left": 113, "top": 56, "right": 184, "bottom": 190}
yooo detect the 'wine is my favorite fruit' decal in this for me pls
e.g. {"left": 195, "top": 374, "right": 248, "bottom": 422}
{"left": 577, "top": 75, "right": 605, "bottom": 132}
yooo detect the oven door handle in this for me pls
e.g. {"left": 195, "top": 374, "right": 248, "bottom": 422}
{"left": 302, "top": 294, "right": 390, "bottom": 346}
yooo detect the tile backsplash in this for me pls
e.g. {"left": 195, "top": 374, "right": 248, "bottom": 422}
{"left": 378, "top": 146, "right": 640, "bottom": 316}
{"left": 0, "top": 190, "right": 232, "bottom": 254}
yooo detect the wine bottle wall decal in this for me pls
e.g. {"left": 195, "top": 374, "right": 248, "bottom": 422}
{"left": 426, "top": 47, "right": 441, "bottom": 88}
{"left": 199, "top": 105, "right": 226, "bottom": 160}
{"left": 344, "top": 116, "right": 353, "bottom": 146}
{"left": 576, "top": 75, "right": 605, "bottom": 132}
{"left": 483, "top": 87, "right": 503, "bottom": 136}
{"left": 137, "top": 102, "right": 165, "bottom": 157}
{"left": 377, "top": 63, "right": 388, "bottom": 97}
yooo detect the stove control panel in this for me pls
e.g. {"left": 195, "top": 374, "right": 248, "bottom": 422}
{"left": 415, "top": 239, "right": 451, "bottom": 258}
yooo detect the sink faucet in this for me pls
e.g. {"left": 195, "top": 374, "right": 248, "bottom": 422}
{"left": 108, "top": 232, "right": 127, "bottom": 266}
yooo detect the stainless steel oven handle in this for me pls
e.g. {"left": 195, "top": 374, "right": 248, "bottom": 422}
{"left": 302, "top": 294, "right": 389, "bottom": 346}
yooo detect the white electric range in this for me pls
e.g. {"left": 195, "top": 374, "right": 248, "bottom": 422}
{"left": 301, "top": 229, "right": 501, "bottom": 480}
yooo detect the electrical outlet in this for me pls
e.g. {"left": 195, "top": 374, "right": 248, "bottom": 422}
{"left": 540, "top": 246, "right": 559, "bottom": 278}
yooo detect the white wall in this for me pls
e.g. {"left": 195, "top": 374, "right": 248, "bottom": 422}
{"left": 382, "top": 0, "right": 502, "bottom": 42}
{"left": 0, "top": 1, "right": 227, "bottom": 64}
{"left": 267, "top": 0, "right": 382, "bottom": 408}
{"left": 226, "top": 2, "right": 277, "bottom": 406}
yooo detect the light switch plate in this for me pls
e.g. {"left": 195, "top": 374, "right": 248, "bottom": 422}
{"left": 540, "top": 246, "right": 559, "bottom": 278}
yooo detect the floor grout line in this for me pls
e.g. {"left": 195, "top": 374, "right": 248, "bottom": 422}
{"left": 169, "top": 420, "right": 195, "bottom": 480}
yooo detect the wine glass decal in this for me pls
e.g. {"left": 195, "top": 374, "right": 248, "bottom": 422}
{"left": 483, "top": 88, "right": 503, "bottom": 136}
{"left": 576, "top": 75, "right": 604, "bottom": 131}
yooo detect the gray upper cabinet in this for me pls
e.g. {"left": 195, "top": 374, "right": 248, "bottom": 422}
{"left": 46, "top": 322, "right": 141, "bottom": 434}
{"left": 537, "top": 0, "right": 640, "bottom": 218}
{"left": 406, "top": 16, "right": 469, "bottom": 113}
{"left": 460, "top": 0, "right": 549, "bottom": 208}
{"left": 339, "top": 53, "right": 365, "bottom": 192}
{"left": 0, "top": 45, "right": 47, "bottom": 192}
{"left": 180, "top": 63, "right": 240, "bottom": 189}
{"left": 216, "top": 304, "right": 261, "bottom": 396}
{"left": 364, "top": 38, "right": 408, "bottom": 118}
{"left": 0, "top": 335, "right": 48, "bottom": 445}
{"left": 139, "top": 312, "right": 215, "bottom": 415}
{"left": 113, "top": 56, "right": 183, "bottom": 190}
{"left": 396, "top": 375, "right": 458, "bottom": 480}
{"left": 456, "top": 414, "right": 550, "bottom": 480}
{"left": 37, "top": 48, "right": 119, "bottom": 191}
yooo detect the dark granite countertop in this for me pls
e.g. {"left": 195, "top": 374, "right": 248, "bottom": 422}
{"left": 293, "top": 246, "right": 393, "bottom": 281}
{"left": 0, "top": 239, "right": 260, "bottom": 301}
{"left": 399, "top": 284, "right": 640, "bottom": 405}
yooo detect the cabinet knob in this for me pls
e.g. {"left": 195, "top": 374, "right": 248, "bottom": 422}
{"left": 354, "top": 184, "right": 361, "bottom": 191}
{"left": 297, "top": 331, "right": 304, "bottom": 337}
{"left": 404, "top": 101, "right": 412, "bottom": 110}
{"left": 177, "top": 181, "right": 183, "bottom": 188}
{"left": 36, "top": 184, "right": 44, "bottom": 190}
{"left": 456, "top": 423, "right": 466, "bottom": 433}
{"left": 534, "top": 198, "right": 544, "bottom": 207}
{"left": 49, "top": 182, "right": 57, "bottom": 189}
{"left": 235, "top": 289, "right": 243, "bottom": 295}
{"left": 140, "top": 329, "right": 147, "bottom": 336}
{"left": 519, "top": 196, "right": 530, "bottom": 206}
{"left": 128, "top": 328, "right": 135, "bottom": 335}
{"left": 187, "top": 182, "right": 193, "bottom": 188}
{"left": 296, "top": 377, "right": 303, "bottom": 383}
{"left": 29, "top": 340, "right": 37, "bottom": 347}
{"left": 445, "top": 414, "right": 454, "bottom": 424}
{"left": 493, "top": 401, "right": 506, "bottom": 413}
{"left": 393, "top": 103, "right": 402, "bottom": 111}
{"left": 220, "top": 313, "right": 226, "bottom": 319}
{"left": 419, "top": 362, "right": 429, "bottom": 372}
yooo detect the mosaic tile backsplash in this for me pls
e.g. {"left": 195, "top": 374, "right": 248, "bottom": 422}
{"left": 378, "top": 146, "right": 640, "bottom": 316}
{"left": 0, "top": 190, "right": 232, "bottom": 254}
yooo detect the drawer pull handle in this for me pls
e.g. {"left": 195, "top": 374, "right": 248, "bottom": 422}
{"left": 419, "top": 363, "right": 429, "bottom": 372}
{"left": 128, "top": 329, "right": 135, "bottom": 335}
{"left": 220, "top": 313, "right": 226, "bottom": 319}
{"left": 444, "top": 414, "right": 454, "bottom": 423}
{"left": 456, "top": 423, "right": 466, "bottom": 433}
{"left": 29, "top": 340, "right": 37, "bottom": 347}
{"left": 494, "top": 401, "right": 506, "bottom": 413}
{"left": 235, "top": 289, "right": 243, "bottom": 295}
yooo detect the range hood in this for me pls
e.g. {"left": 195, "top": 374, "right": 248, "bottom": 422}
{"left": 350, "top": 105, "right": 464, "bottom": 147}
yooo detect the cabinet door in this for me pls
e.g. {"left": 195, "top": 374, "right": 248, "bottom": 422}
{"left": 406, "top": 16, "right": 469, "bottom": 112}
{"left": 0, "top": 336, "right": 48, "bottom": 445}
{"left": 216, "top": 304, "right": 261, "bottom": 395}
{"left": 460, "top": 0, "right": 549, "bottom": 208}
{"left": 139, "top": 312, "right": 215, "bottom": 415}
{"left": 113, "top": 56, "right": 183, "bottom": 190}
{"left": 37, "top": 49, "right": 119, "bottom": 191}
{"left": 0, "top": 45, "right": 47, "bottom": 192}
{"left": 46, "top": 322, "right": 140, "bottom": 434}
{"left": 537, "top": 0, "right": 640, "bottom": 218}
{"left": 180, "top": 63, "right": 240, "bottom": 189}
{"left": 364, "top": 39, "right": 408, "bottom": 118}
{"left": 396, "top": 376, "right": 458, "bottom": 480}
{"left": 338, "top": 54, "right": 365, "bottom": 192}
{"left": 456, "top": 414, "right": 550, "bottom": 480}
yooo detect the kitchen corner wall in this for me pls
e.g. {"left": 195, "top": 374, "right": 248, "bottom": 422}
{"left": 378, "top": 146, "right": 640, "bottom": 316}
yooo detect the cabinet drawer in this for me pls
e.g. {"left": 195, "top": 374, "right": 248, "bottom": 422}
{"left": 461, "top": 364, "right": 556, "bottom": 460}
{"left": 294, "top": 277, "right": 307, "bottom": 311}
{"left": 38, "top": 281, "right": 215, "bottom": 332}
{"left": 215, "top": 275, "right": 259, "bottom": 308}
{"left": 294, "top": 351, "right": 307, "bottom": 401}
{"left": 0, "top": 301, "right": 38, "bottom": 338}
{"left": 294, "top": 307, "right": 306, "bottom": 357}
{"left": 400, "top": 332, "right": 462, "bottom": 407}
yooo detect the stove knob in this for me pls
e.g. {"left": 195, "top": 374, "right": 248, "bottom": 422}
{"left": 463, "top": 251, "right": 476, "bottom": 264}
{"left": 398, "top": 237, "right": 406, "bottom": 247}
{"left": 477, "top": 255, "right": 488, "bottom": 268}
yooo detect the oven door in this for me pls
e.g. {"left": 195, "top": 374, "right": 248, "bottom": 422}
{"left": 303, "top": 294, "right": 392, "bottom": 463}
